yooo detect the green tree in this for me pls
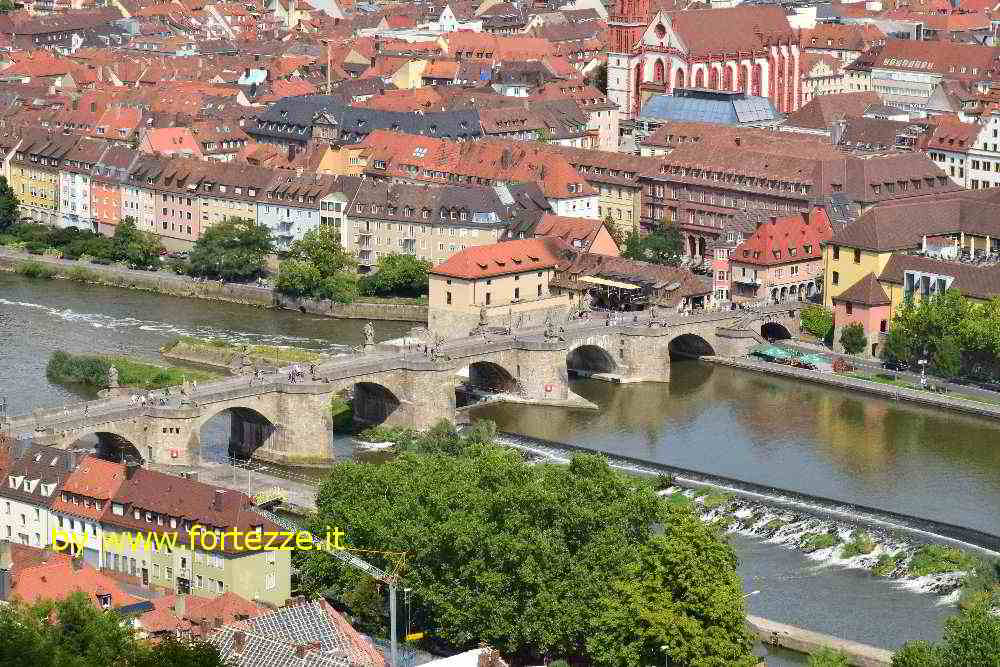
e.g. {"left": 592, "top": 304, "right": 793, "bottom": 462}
{"left": 621, "top": 224, "right": 684, "bottom": 266}
{"left": 0, "top": 592, "right": 227, "bottom": 666}
{"left": 300, "top": 420, "right": 755, "bottom": 666}
{"left": 800, "top": 305, "right": 834, "bottom": 340}
{"left": 893, "top": 597, "right": 1000, "bottom": 667}
{"left": 112, "top": 217, "right": 163, "bottom": 269}
{"left": 603, "top": 213, "right": 628, "bottom": 250}
{"left": 315, "top": 272, "right": 359, "bottom": 304}
{"left": 932, "top": 334, "right": 962, "bottom": 379}
{"left": 189, "top": 217, "right": 272, "bottom": 281}
{"left": 286, "top": 225, "right": 356, "bottom": 279}
{"left": 0, "top": 175, "right": 19, "bottom": 231}
{"left": 808, "top": 647, "right": 850, "bottom": 667}
{"left": 359, "top": 253, "right": 430, "bottom": 297}
{"left": 840, "top": 322, "right": 868, "bottom": 355}
{"left": 275, "top": 258, "right": 322, "bottom": 297}
{"left": 0, "top": 0, "right": 15, "bottom": 13}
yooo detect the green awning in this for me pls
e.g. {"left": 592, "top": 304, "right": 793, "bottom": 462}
{"left": 751, "top": 344, "right": 793, "bottom": 359}
{"left": 798, "top": 353, "right": 830, "bottom": 366}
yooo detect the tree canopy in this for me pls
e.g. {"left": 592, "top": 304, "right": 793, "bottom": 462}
{"left": 300, "top": 420, "right": 755, "bottom": 666}
{"left": 0, "top": 592, "right": 227, "bottom": 667}
{"left": 839, "top": 322, "right": 868, "bottom": 355}
{"left": 112, "top": 217, "right": 163, "bottom": 270}
{"left": 884, "top": 289, "right": 1000, "bottom": 380}
{"left": 189, "top": 217, "right": 272, "bottom": 281}
{"left": 621, "top": 224, "right": 684, "bottom": 266}
{"left": 0, "top": 175, "right": 18, "bottom": 231}
{"left": 359, "top": 253, "right": 430, "bottom": 298}
{"left": 893, "top": 596, "right": 1000, "bottom": 667}
{"left": 275, "top": 226, "right": 359, "bottom": 302}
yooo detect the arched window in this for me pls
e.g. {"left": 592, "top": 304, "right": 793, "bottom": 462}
{"left": 654, "top": 59, "right": 665, "bottom": 84}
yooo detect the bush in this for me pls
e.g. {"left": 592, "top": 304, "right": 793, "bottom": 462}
{"left": 359, "top": 253, "right": 430, "bottom": 298}
{"left": 24, "top": 240, "right": 48, "bottom": 255}
{"left": 873, "top": 553, "right": 901, "bottom": 577}
{"left": 841, "top": 531, "right": 876, "bottom": 558}
{"left": 907, "top": 545, "right": 979, "bottom": 577}
{"left": 15, "top": 260, "right": 55, "bottom": 279}
{"left": 64, "top": 266, "right": 99, "bottom": 283}
{"left": 840, "top": 322, "right": 868, "bottom": 355}
{"left": 808, "top": 647, "right": 850, "bottom": 667}
{"left": 801, "top": 531, "right": 839, "bottom": 552}
{"left": 314, "top": 272, "right": 359, "bottom": 304}
{"left": 801, "top": 305, "right": 834, "bottom": 340}
{"left": 701, "top": 491, "right": 732, "bottom": 510}
{"left": 46, "top": 351, "right": 215, "bottom": 389}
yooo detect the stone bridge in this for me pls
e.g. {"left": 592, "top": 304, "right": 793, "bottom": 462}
{"left": 6, "top": 305, "right": 801, "bottom": 467}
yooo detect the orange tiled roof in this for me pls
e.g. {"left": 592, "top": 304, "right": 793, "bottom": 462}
{"left": 431, "top": 237, "right": 567, "bottom": 279}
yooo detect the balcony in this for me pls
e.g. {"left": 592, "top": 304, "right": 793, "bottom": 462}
{"left": 732, "top": 275, "right": 761, "bottom": 286}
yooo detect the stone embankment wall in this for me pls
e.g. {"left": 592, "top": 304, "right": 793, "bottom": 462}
{"left": 273, "top": 293, "right": 427, "bottom": 321}
{"left": 712, "top": 356, "right": 1000, "bottom": 421}
{"left": 0, "top": 250, "right": 427, "bottom": 322}
{"left": 747, "top": 615, "right": 892, "bottom": 667}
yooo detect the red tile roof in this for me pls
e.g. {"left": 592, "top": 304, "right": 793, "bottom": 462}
{"left": 733, "top": 207, "right": 833, "bottom": 267}
{"left": 431, "top": 237, "right": 567, "bottom": 279}
{"left": 8, "top": 548, "right": 141, "bottom": 608}
{"left": 50, "top": 456, "right": 125, "bottom": 521}
{"left": 534, "top": 213, "right": 605, "bottom": 251}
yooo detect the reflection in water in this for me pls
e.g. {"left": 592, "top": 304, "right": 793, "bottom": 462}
{"left": 472, "top": 360, "right": 1000, "bottom": 535}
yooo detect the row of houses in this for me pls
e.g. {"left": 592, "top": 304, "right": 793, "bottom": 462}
{"left": 0, "top": 447, "right": 291, "bottom": 607}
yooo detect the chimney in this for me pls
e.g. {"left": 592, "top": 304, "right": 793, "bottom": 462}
{"left": 233, "top": 630, "right": 246, "bottom": 654}
{"left": 213, "top": 489, "right": 224, "bottom": 511}
{"left": 734, "top": 136, "right": 741, "bottom": 146}
{"left": 830, "top": 119, "right": 847, "bottom": 146}
{"left": 0, "top": 541, "right": 12, "bottom": 602}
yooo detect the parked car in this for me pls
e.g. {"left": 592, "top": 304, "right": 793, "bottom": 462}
{"left": 882, "top": 359, "right": 907, "bottom": 372}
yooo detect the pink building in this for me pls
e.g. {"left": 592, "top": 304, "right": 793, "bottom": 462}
{"left": 831, "top": 273, "right": 891, "bottom": 357}
{"left": 728, "top": 207, "right": 832, "bottom": 304}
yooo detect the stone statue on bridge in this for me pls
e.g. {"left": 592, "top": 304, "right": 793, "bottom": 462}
{"left": 363, "top": 321, "right": 376, "bottom": 349}
{"left": 107, "top": 365, "right": 119, "bottom": 389}
{"left": 543, "top": 314, "right": 565, "bottom": 341}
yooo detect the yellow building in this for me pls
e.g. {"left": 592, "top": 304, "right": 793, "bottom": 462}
{"left": 10, "top": 132, "right": 76, "bottom": 227}
{"left": 823, "top": 192, "right": 1000, "bottom": 308}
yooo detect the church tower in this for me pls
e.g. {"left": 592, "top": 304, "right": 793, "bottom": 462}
{"left": 608, "top": 0, "right": 650, "bottom": 119}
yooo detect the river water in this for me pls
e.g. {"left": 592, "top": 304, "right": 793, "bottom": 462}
{"left": 5, "top": 273, "right": 995, "bottom": 661}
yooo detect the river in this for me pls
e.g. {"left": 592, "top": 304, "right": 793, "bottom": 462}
{"left": 5, "top": 273, "right": 994, "bottom": 662}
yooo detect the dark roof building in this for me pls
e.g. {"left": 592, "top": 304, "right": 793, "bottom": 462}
{"left": 249, "top": 96, "right": 482, "bottom": 147}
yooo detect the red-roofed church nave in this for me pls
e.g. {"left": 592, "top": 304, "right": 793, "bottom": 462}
{"left": 608, "top": 3, "right": 802, "bottom": 117}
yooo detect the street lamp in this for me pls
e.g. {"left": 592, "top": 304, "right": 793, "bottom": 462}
{"left": 918, "top": 348, "right": 928, "bottom": 388}
{"left": 661, "top": 645, "right": 669, "bottom": 667}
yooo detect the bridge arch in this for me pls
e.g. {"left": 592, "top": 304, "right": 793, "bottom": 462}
{"left": 762, "top": 321, "right": 792, "bottom": 341}
{"left": 200, "top": 405, "right": 278, "bottom": 460}
{"left": 352, "top": 381, "right": 401, "bottom": 426}
{"left": 72, "top": 431, "right": 143, "bottom": 464}
{"left": 466, "top": 361, "right": 520, "bottom": 393}
{"left": 668, "top": 333, "right": 716, "bottom": 360}
{"left": 566, "top": 344, "right": 618, "bottom": 376}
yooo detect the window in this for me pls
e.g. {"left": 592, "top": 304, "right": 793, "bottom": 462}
{"left": 446, "top": 291, "right": 452, "bottom": 305}
{"left": 832, "top": 271, "right": 839, "bottom": 285}
{"left": 537, "top": 284, "right": 542, "bottom": 297}
{"left": 853, "top": 248, "right": 861, "bottom": 264}
{"left": 833, "top": 246, "right": 839, "bottom": 260}
{"left": 265, "top": 572, "right": 276, "bottom": 590}
{"left": 514, "top": 287, "right": 520, "bottom": 300}
{"left": 485, "top": 292, "right": 491, "bottom": 305}
{"left": 846, "top": 302, "right": 853, "bottom": 315}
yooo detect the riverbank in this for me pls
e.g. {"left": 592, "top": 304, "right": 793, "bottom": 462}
{"left": 46, "top": 350, "right": 218, "bottom": 390}
{"left": 0, "top": 248, "right": 427, "bottom": 322}
{"left": 708, "top": 355, "right": 1000, "bottom": 421}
